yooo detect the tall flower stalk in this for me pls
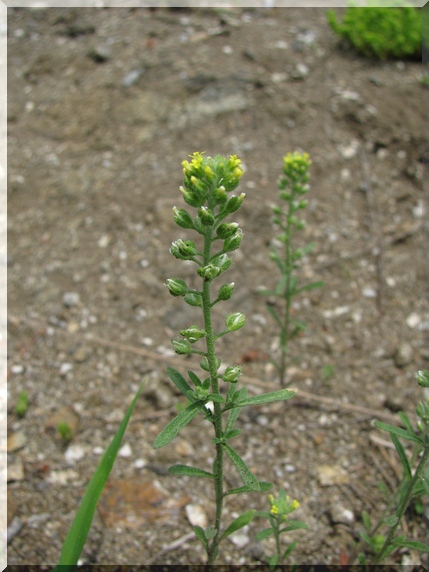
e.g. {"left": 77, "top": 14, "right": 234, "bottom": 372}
{"left": 154, "top": 152, "right": 296, "bottom": 564}
{"left": 260, "top": 152, "right": 323, "bottom": 386}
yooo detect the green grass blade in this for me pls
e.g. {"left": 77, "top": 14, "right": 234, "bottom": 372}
{"left": 57, "top": 382, "right": 145, "bottom": 568}
{"left": 153, "top": 401, "right": 203, "bottom": 449}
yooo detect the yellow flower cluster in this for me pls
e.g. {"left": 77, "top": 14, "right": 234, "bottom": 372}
{"left": 268, "top": 491, "right": 300, "bottom": 519}
{"left": 283, "top": 151, "right": 312, "bottom": 175}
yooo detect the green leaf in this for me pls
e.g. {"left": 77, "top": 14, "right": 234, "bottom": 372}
{"left": 258, "top": 288, "right": 278, "bottom": 297}
{"left": 390, "top": 433, "right": 411, "bottom": 479}
{"left": 188, "top": 370, "right": 202, "bottom": 387}
{"left": 208, "top": 394, "right": 224, "bottom": 403}
{"left": 398, "top": 411, "right": 414, "bottom": 433}
{"left": 361, "top": 510, "right": 371, "bottom": 532}
{"left": 220, "top": 509, "right": 256, "bottom": 541}
{"left": 204, "top": 527, "right": 217, "bottom": 540}
{"left": 224, "top": 429, "right": 242, "bottom": 440}
{"left": 153, "top": 401, "right": 203, "bottom": 449}
{"left": 384, "top": 515, "right": 398, "bottom": 527}
{"left": 168, "top": 464, "right": 215, "bottom": 479}
{"left": 391, "top": 539, "right": 429, "bottom": 552}
{"left": 282, "top": 540, "right": 297, "bottom": 560}
{"left": 266, "top": 304, "right": 282, "bottom": 327}
{"left": 227, "top": 388, "right": 296, "bottom": 409}
{"left": 223, "top": 444, "right": 260, "bottom": 490}
{"left": 255, "top": 527, "right": 274, "bottom": 541}
{"left": 359, "top": 531, "right": 373, "bottom": 547}
{"left": 269, "top": 553, "right": 279, "bottom": 570}
{"left": 193, "top": 525, "right": 208, "bottom": 550}
{"left": 225, "top": 481, "right": 273, "bottom": 496}
{"left": 279, "top": 520, "right": 308, "bottom": 533}
{"left": 275, "top": 274, "right": 288, "bottom": 297}
{"left": 167, "top": 367, "right": 195, "bottom": 401}
{"left": 225, "top": 391, "right": 246, "bottom": 434}
{"left": 296, "top": 280, "right": 324, "bottom": 294}
{"left": 375, "top": 421, "right": 424, "bottom": 445}
{"left": 56, "top": 382, "right": 145, "bottom": 568}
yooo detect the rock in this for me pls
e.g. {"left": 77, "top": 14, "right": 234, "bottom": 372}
{"left": 291, "top": 63, "right": 309, "bottom": 79}
{"left": 121, "top": 69, "right": 144, "bottom": 87}
{"left": 7, "top": 517, "right": 24, "bottom": 544}
{"left": 394, "top": 343, "right": 413, "bottom": 367}
{"left": 175, "top": 439, "right": 194, "bottom": 457}
{"left": 362, "top": 286, "right": 377, "bottom": 298}
{"left": 329, "top": 503, "right": 354, "bottom": 524}
{"left": 118, "top": 443, "right": 132, "bottom": 457}
{"left": 59, "top": 362, "right": 73, "bottom": 376}
{"left": 45, "top": 406, "right": 79, "bottom": 438}
{"left": 338, "top": 141, "right": 359, "bottom": 159}
{"left": 73, "top": 346, "right": 92, "bottom": 363}
{"left": 317, "top": 465, "right": 350, "bottom": 486}
{"left": 63, "top": 291, "right": 80, "bottom": 307}
{"left": 10, "top": 364, "right": 24, "bottom": 374}
{"left": 7, "top": 458, "right": 24, "bottom": 481}
{"left": 47, "top": 469, "right": 80, "bottom": 485}
{"left": 142, "top": 374, "right": 175, "bottom": 409}
{"left": 64, "top": 444, "right": 86, "bottom": 464}
{"left": 323, "top": 306, "right": 350, "bottom": 319}
{"left": 406, "top": 312, "right": 421, "bottom": 329}
{"left": 7, "top": 431, "right": 27, "bottom": 452}
{"left": 88, "top": 45, "right": 111, "bottom": 63}
{"left": 229, "top": 529, "right": 250, "bottom": 548}
{"left": 185, "top": 503, "right": 207, "bottom": 528}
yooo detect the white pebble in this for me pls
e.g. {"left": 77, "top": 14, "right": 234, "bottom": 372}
{"left": 185, "top": 504, "right": 208, "bottom": 528}
{"left": 59, "top": 363, "right": 73, "bottom": 375}
{"left": 65, "top": 444, "right": 85, "bottom": 464}
{"left": 119, "top": 443, "right": 132, "bottom": 457}
{"left": 362, "top": 287, "right": 377, "bottom": 298}
{"left": 11, "top": 365, "right": 24, "bottom": 374}
{"left": 406, "top": 312, "right": 421, "bottom": 329}
{"left": 63, "top": 292, "right": 80, "bottom": 307}
{"left": 134, "top": 458, "right": 147, "bottom": 469}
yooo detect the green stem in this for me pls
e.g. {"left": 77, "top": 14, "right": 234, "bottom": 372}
{"left": 280, "top": 207, "right": 293, "bottom": 387}
{"left": 373, "top": 443, "right": 429, "bottom": 564}
{"left": 201, "top": 225, "right": 224, "bottom": 565}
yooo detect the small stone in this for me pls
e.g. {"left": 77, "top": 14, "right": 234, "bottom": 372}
{"left": 73, "top": 346, "right": 92, "bottom": 363}
{"left": 256, "top": 415, "right": 269, "bottom": 426}
{"left": 65, "top": 444, "right": 85, "bottom": 464}
{"left": 7, "top": 458, "right": 24, "bottom": 481}
{"left": 394, "top": 343, "right": 414, "bottom": 368}
{"left": 229, "top": 530, "right": 250, "bottom": 548}
{"left": 88, "top": 45, "right": 111, "bottom": 63}
{"left": 121, "top": 69, "right": 144, "bottom": 87}
{"left": 317, "top": 465, "right": 349, "bottom": 486}
{"left": 362, "top": 286, "right": 377, "bottom": 298}
{"left": 59, "top": 362, "right": 73, "bottom": 376}
{"left": 47, "top": 469, "right": 80, "bottom": 485}
{"left": 330, "top": 504, "right": 354, "bottom": 524}
{"left": 10, "top": 365, "right": 24, "bottom": 374}
{"left": 323, "top": 306, "right": 350, "bottom": 319}
{"left": 175, "top": 439, "right": 194, "bottom": 457}
{"left": 63, "top": 292, "right": 80, "bottom": 307}
{"left": 406, "top": 312, "right": 421, "bottom": 329}
{"left": 291, "top": 63, "right": 309, "bottom": 79}
{"left": 284, "top": 463, "right": 297, "bottom": 472}
{"left": 7, "top": 517, "right": 24, "bottom": 544}
{"left": 119, "top": 443, "right": 132, "bottom": 457}
{"left": 134, "top": 458, "right": 147, "bottom": 469}
{"left": 98, "top": 234, "right": 110, "bottom": 248}
{"left": 185, "top": 504, "right": 207, "bottom": 528}
{"left": 338, "top": 141, "right": 359, "bottom": 159}
{"left": 7, "top": 431, "right": 27, "bottom": 452}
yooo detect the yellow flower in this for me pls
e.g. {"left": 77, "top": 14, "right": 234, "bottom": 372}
{"left": 270, "top": 505, "right": 279, "bottom": 516}
{"left": 292, "top": 500, "right": 300, "bottom": 509}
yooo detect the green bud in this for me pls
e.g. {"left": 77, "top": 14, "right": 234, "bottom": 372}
{"left": 216, "top": 222, "right": 239, "bottom": 239}
{"left": 226, "top": 312, "right": 246, "bottom": 332}
{"left": 416, "top": 399, "right": 429, "bottom": 424}
{"left": 280, "top": 190, "right": 291, "bottom": 201}
{"left": 213, "top": 186, "right": 228, "bottom": 204}
{"left": 272, "top": 205, "right": 283, "bottom": 215}
{"left": 173, "top": 207, "right": 194, "bottom": 230}
{"left": 211, "top": 253, "right": 232, "bottom": 273}
{"left": 165, "top": 278, "right": 188, "bottom": 297}
{"left": 184, "top": 292, "right": 202, "bottom": 307}
{"left": 221, "top": 193, "right": 246, "bottom": 215}
{"left": 180, "top": 325, "right": 206, "bottom": 343}
{"left": 170, "top": 239, "right": 197, "bottom": 260}
{"left": 172, "top": 339, "right": 193, "bottom": 355}
{"left": 200, "top": 356, "right": 221, "bottom": 372}
{"left": 198, "top": 206, "right": 215, "bottom": 226}
{"left": 193, "top": 386, "right": 210, "bottom": 400}
{"left": 180, "top": 185, "right": 206, "bottom": 208}
{"left": 223, "top": 365, "right": 242, "bottom": 383}
{"left": 223, "top": 229, "right": 242, "bottom": 253}
{"left": 297, "top": 199, "right": 308, "bottom": 209}
{"left": 416, "top": 370, "right": 429, "bottom": 388}
{"left": 197, "top": 264, "right": 221, "bottom": 282}
{"left": 217, "top": 282, "right": 235, "bottom": 301}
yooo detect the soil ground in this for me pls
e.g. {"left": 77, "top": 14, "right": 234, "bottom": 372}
{"left": 6, "top": 6, "right": 429, "bottom": 567}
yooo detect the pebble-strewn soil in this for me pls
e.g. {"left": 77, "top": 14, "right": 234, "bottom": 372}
{"left": 7, "top": 6, "right": 429, "bottom": 567}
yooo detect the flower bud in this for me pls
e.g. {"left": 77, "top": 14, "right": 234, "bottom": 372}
{"left": 180, "top": 325, "right": 206, "bottom": 343}
{"left": 172, "top": 339, "right": 193, "bottom": 355}
{"left": 211, "top": 253, "right": 231, "bottom": 273}
{"left": 179, "top": 186, "right": 205, "bottom": 208}
{"left": 223, "top": 365, "right": 242, "bottom": 383}
{"left": 226, "top": 312, "right": 246, "bottom": 332}
{"left": 217, "top": 282, "right": 235, "bottom": 301}
{"left": 173, "top": 207, "right": 194, "bottom": 230}
{"left": 170, "top": 239, "right": 197, "bottom": 260}
{"left": 198, "top": 206, "right": 215, "bottom": 226}
{"left": 416, "top": 399, "right": 429, "bottom": 424}
{"left": 216, "top": 222, "right": 239, "bottom": 239}
{"left": 221, "top": 193, "right": 246, "bottom": 215}
{"left": 213, "top": 186, "right": 228, "bottom": 204}
{"left": 197, "top": 264, "right": 221, "bottom": 282}
{"left": 416, "top": 370, "right": 429, "bottom": 388}
{"left": 184, "top": 292, "right": 202, "bottom": 307}
{"left": 200, "top": 356, "right": 221, "bottom": 372}
{"left": 222, "top": 229, "right": 242, "bottom": 253}
{"left": 165, "top": 278, "right": 188, "bottom": 297}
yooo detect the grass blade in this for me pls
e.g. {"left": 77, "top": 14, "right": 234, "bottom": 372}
{"left": 56, "top": 382, "right": 145, "bottom": 568}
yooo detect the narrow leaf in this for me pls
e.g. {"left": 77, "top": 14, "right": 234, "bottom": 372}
{"left": 223, "top": 444, "right": 260, "bottom": 490}
{"left": 282, "top": 540, "right": 297, "bottom": 560}
{"left": 255, "top": 527, "right": 274, "bottom": 541}
{"left": 229, "top": 388, "right": 296, "bottom": 409}
{"left": 167, "top": 367, "right": 195, "bottom": 401}
{"left": 193, "top": 525, "right": 208, "bottom": 550}
{"left": 359, "top": 531, "right": 373, "bottom": 546}
{"left": 168, "top": 464, "right": 215, "bottom": 479}
{"left": 375, "top": 421, "right": 424, "bottom": 445}
{"left": 390, "top": 433, "right": 412, "bottom": 479}
{"left": 188, "top": 370, "right": 202, "bottom": 387}
{"left": 220, "top": 509, "right": 256, "bottom": 541}
{"left": 267, "top": 304, "right": 282, "bottom": 327}
{"left": 258, "top": 288, "right": 278, "bottom": 297}
{"left": 269, "top": 554, "right": 279, "bottom": 569}
{"left": 361, "top": 510, "right": 371, "bottom": 532}
{"left": 225, "top": 481, "right": 273, "bottom": 496}
{"left": 296, "top": 281, "right": 324, "bottom": 294}
{"left": 398, "top": 411, "right": 414, "bottom": 432}
{"left": 57, "top": 382, "right": 145, "bottom": 568}
{"left": 279, "top": 520, "right": 308, "bottom": 533}
{"left": 392, "top": 539, "right": 429, "bottom": 552}
{"left": 154, "top": 401, "right": 203, "bottom": 449}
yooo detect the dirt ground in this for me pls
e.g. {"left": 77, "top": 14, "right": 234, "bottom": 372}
{"left": 6, "top": 6, "right": 429, "bottom": 567}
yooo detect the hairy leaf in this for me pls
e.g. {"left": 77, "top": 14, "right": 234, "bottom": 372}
{"left": 168, "top": 464, "right": 215, "bottom": 479}
{"left": 223, "top": 444, "right": 260, "bottom": 490}
{"left": 220, "top": 510, "right": 256, "bottom": 541}
{"left": 154, "top": 401, "right": 203, "bottom": 449}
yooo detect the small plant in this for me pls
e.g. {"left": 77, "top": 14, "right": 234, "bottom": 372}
{"left": 259, "top": 152, "right": 323, "bottom": 386}
{"left": 57, "top": 421, "right": 73, "bottom": 442}
{"left": 321, "top": 364, "right": 335, "bottom": 380}
{"left": 356, "top": 370, "right": 429, "bottom": 564}
{"left": 256, "top": 489, "right": 307, "bottom": 569}
{"left": 153, "top": 152, "right": 296, "bottom": 564}
{"left": 15, "top": 390, "right": 29, "bottom": 418}
{"left": 327, "top": 3, "right": 422, "bottom": 60}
